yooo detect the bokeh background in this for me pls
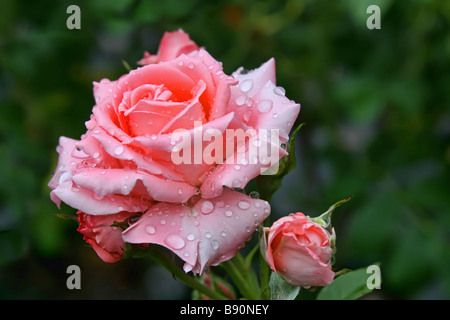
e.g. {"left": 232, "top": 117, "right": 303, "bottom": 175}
{"left": 1, "top": 0, "right": 449, "bottom": 299}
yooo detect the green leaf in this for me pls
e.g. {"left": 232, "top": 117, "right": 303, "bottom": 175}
{"left": 269, "top": 272, "right": 300, "bottom": 300}
{"left": 316, "top": 266, "right": 378, "bottom": 300}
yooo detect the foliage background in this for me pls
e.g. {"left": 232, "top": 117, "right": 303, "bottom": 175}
{"left": 0, "top": 0, "right": 449, "bottom": 299}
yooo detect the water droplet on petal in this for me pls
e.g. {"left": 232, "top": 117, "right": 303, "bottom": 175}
{"left": 201, "top": 200, "right": 214, "bottom": 215}
{"left": 238, "top": 200, "right": 250, "bottom": 210}
{"left": 258, "top": 100, "right": 273, "bottom": 113}
{"left": 205, "top": 232, "right": 212, "bottom": 239}
{"left": 232, "top": 179, "right": 241, "bottom": 187}
{"left": 160, "top": 219, "right": 167, "bottom": 225}
{"left": 274, "top": 86, "right": 286, "bottom": 96}
{"left": 187, "top": 233, "right": 195, "bottom": 241}
{"left": 240, "top": 79, "right": 253, "bottom": 92}
{"left": 145, "top": 225, "right": 156, "bottom": 235}
{"left": 114, "top": 145, "right": 124, "bottom": 155}
{"left": 211, "top": 240, "right": 219, "bottom": 250}
{"left": 177, "top": 188, "right": 183, "bottom": 195}
{"left": 249, "top": 191, "right": 260, "bottom": 199}
{"left": 253, "top": 139, "right": 262, "bottom": 147}
{"left": 183, "top": 263, "right": 193, "bottom": 273}
{"left": 225, "top": 210, "right": 233, "bottom": 217}
{"left": 165, "top": 234, "right": 185, "bottom": 250}
{"left": 235, "top": 95, "right": 246, "bottom": 106}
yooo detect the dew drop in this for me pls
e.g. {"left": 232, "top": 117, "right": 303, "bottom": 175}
{"left": 249, "top": 191, "right": 260, "bottom": 199}
{"left": 183, "top": 263, "right": 193, "bottom": 273}
{"left": 224, "top": 210, "right": 233, "bottom": 217}
{"left": 240, "top": 79, "right": 253, "bottom": 93}
{"left": 205, "top": 232, "right": 212, "bottom": 239}
{"left": 201, "top": 200, "right": 214, "bottom": 215}
{"left": 258, "top": 100, "right": 273, "bottom": 113}
{"left": 114, "top": 145, "right": 124, "bottom": 155}
{"left": 177, "top": 188, "right": 183, "bottom": 195}
{"left": 93, "top": 152, "right": 100, "bottom": 159}
{"left": 232, "top": 179, "right": 241, "bottom": 187}
{"left": 235, "top": 95, "right": 246, "bottom": 106}
{"left": 274, "top": 86, "right": 286, "bottom": 96}
{"left": 145, "top": 225, "right": 156, "bottom": 235}
{"left": 165, "top": 234, "right": 186, "bottom": 250}
{"left": 253, "top": 139, "right": 262, "bottom": 147}
{"left": 160, "top": 219, "right": 167, "bottom": 225}
{"left": 238, "top": 200, "right": 250, "bottom": 210}
{"left": 211, "top": 240, "right": 219, "bottom": 250}
{"left": 187, "top": 233, "right": 195, "bottom": 241}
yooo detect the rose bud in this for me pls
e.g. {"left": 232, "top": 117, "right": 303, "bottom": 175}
{"left": 76, "top": 211, "right": 136, "bottom": 263}
{"left": 261, "top": 212, "right": 336, "bottom": 287}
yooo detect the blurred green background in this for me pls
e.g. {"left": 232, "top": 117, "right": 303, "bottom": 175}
{"left": 1, "top": 0, "right": 449, "bottom": 299}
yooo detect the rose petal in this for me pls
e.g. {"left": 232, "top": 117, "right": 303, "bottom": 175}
{"left": 230, "top": 59, "right": 301, "bottom": 142}
{"left": 89, "top": 126, "right": 184, "bottom": 181}
{"left": 72, "top": 168, "right": 198, "bottom": 203}
{"left": 271, "top": 235, "right": 334, "bottom": 287}
{"left": 139, "top": 29, "right": 199, "bottom": 64}
{"left": 122, "top": 189, "right": 270, "bottom": 274}
{"left": 48, "top": 136, "right": 82, "bottom": 190}
{"left": 200, "top": 129, "right": 288, "bottom": 198}
{"left": 77, "top": 211, "right": 134, "bottom": 263}
{"left": 50, "top": 181, "right": 150, "bottom": 215}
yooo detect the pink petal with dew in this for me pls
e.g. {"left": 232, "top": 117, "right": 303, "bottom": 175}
{"left": 50, "top": 181, "right": 150, "bottom": 215}
{"left": 122, "top": 189, "right": 270, "bottom": 274}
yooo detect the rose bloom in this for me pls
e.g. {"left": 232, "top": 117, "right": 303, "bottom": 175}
{"left": 262, "top": 212, "right": 335, "bottom": 287}
{"left": 49, "top": 30, "right": 300, "bottom": 273}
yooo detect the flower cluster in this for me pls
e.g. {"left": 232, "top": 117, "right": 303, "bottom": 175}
{"left": 49, "top": 30, "right": 342, "bottom": 298}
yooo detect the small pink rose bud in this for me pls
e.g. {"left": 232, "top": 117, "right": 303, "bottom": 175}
{"left": 261, "top": 212, "right": 335, "bottom": 287}
{"left": 77, "top": 211, "right": 135, "bottom": 263}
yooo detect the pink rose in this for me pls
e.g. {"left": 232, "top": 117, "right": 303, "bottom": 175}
{"left": 262, "top": 212, "right": 335, "bottom": 287}
{"left": 77, "top": 211, "right": 136, "bottom": 263}
{"left": 49, "top": 30, "right": 300, "bottom": 273}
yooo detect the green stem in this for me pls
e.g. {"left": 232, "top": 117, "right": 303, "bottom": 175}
{"left": 148, "top": 245, "right": 229, "bottom": 300}
{"left": 221, "top": 259, "right": 259, "bottom": 300}
{"left": 259, "top": 253, "right": 270, "bottom": 299}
